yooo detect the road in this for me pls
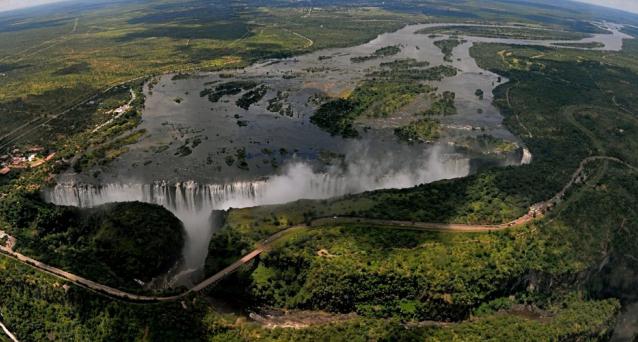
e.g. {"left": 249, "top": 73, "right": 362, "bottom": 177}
{"left": 0, "top": 74, "right": 149, "bottom": 151}
{"left": 284, "top": 29, "right": 314, "bottom": 48}
{"left": 0, "top": 156, "right": 636, "bottom": 303}
{"left": 0, "top": 322, "right": 18, "bottom": 342}
{"left": 0, "top": 226, "right": 303, "bottom": 303}
{"left": 0, "top": 319, "right": 18, "bottom": 342}
{"left": 506, "top": 81, "right": 533, "bottom": 138}
{"left": 311, "top": 217, "right": 525, "bottom": 231}
{"left": 0, "top": 59, "right": 238, "bottom": 152}
{"left": 91, "top": 88, "right": 136, "bottom": 133}
{"left": 0, "top": 199, "right": 554, "bottom": 302}
{"left": 0, "top": 213, "right": 522, "bottom": 303}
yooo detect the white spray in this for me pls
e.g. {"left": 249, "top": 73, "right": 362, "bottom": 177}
{"left": 44, "top": 145, "right": 470, "bottom": 286}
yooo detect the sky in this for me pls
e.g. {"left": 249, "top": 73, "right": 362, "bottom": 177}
{"left": 0, "top": 0, "right": 69, "bottom": 12}
{"left": 0, "top": 0, "right": 637, "bottom": 14}
{"left": 575, "top": 0, "right": 638, "bottom": 14}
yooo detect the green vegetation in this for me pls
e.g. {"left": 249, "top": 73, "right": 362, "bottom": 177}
{"left": 310, "top": 81, "right": 431, "bottom": 137}
{"left": 475, "top": 88, "right": 484, "bottom": 99}
{"left": 379, "top": 58, "right": 429, "bottom": 69}
{"left": 0, "top": 0, "right": 628, "bottom": 150}
{"left": 200, "top": 81, "right": 259, "bottom": 103}
{"left": 423, "top": 91, "right": 457, "bottom": 116}
{"left": 175, "top": 144, "right": 193, "bottom": 157}
{"left": 434, "top": 38, "right": 466, "bottom": 62}
{"left": 0, "top": 255, "right": 212, "bottom": 340}
{"left": 0, "top": 2, "right": 426, "bottom": 151}
{"left": 74, "top": 128, "right": 146, "bottom": 172}
{"left": 235, "top": 147, "right": 249, "bottom": 170}
{"left": 241, "top": 223, "right": 619, "bottom": 326}
{"left": 373, "top": 45, "right": 402, "bottom": 56}
{"left": 417, "top": 25, "right": 590, "bottom": 40}
{"left": 0, "top": 193, "right": 184, "bottom": 289}
{"left": 458, "top": 134, "right": 519, "bottom": 155}
{"left": 371, "top": 63, "right": 458, "bottom": 81}
{"left": 209, "top": 160, "right": 638, "bottom": 320}
{"left": 0, "top": 252, "right": 619, "bottom": 341}
{"left": 310, "top": 99, "right": 359, "bottom": 138}
{"left": 3, "top": 0, "right": 638, "bottom": 340}
{"left": 242, "top": 225, "right": 530, "bottom": 320}
{"left": 350, "top": 45, "right": 402, "bottom": 63}
{"left": 394, "top": 118, "right": 440, "bottom": 143}
{"left": 552, "top": 41, "right": 605, "bottom": 48}
{"left": 310, "top": 58, "right": 459, "bottom": 137}
{"left": 267, "top": 91, "right": 293, "bottom": 117}
{"left": 349, "top": 81, "right": 431, "bottom": 118}
{"left": 202, "top": 21, "right": 638, "bottom": 332}
{"left": 236, "top": 84, "right": 268, "bottom": 110}
{"left": 54, "top": 82, "right": 148, "bottom": 174}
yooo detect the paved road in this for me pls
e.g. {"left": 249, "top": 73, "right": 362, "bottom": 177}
{"left": 0, "top": 319, "right": 18, "bottom": 342}
{"left": 0, "top": 213, "right": 531, "bottom": 303}
{"left": 311, "top": 217, "right": 527, "bottom": 231}
{"left": 0, "top": 226, "right": 302, "bottom": 302}
{"left": 0, "top": 156, "right": 636, "bottom": 303}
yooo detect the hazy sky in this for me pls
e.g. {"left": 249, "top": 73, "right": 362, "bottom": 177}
{"left": 0, "top": 0, "right": 68, "bottom": 12}
{"left": 575, "top": 0, "right": 638, "bottom": 14}
{"left": 0, "top": 0, "right": 637, "bottom": 14}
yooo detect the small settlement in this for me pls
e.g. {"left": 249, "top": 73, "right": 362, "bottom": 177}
{"left": 0, "top": 146, "right": 56, "bottom": 176}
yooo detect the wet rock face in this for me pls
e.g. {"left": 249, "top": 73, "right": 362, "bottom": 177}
{"left": 87, "top": 201, "right": 185, "bottom": 282}
{"left": 43, "top": 150, "right": 472, "bottom": 284}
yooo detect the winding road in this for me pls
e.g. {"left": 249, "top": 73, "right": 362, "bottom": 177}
{"left": 0, "top": 319, "right": 18, "bottom": 342}
{"left": 1, "top": 155, "right": 635, "bottom": 303}
{"left": 0, "top": 218, "right": 505, "bottom": 303}
{"left": 0, "top": 214, "right": 525, "bottom": 303}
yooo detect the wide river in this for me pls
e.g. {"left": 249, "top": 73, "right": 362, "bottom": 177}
{"left": 44, "top": 21, "right": 632, "bottom": 287}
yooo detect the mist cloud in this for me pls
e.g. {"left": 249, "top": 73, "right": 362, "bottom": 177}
{"left": 44, "top": 144, "right": 470, "bottom": 286}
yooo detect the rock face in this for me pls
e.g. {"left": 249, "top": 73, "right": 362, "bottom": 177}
{"left": 43, "top": 152, "right": 471, "bottom": 277}
{"left": 88, "top": 201, "right": 185, "bottom": 282}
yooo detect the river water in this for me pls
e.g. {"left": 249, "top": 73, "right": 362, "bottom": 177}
{"left": 43, "top": 21, "right": 632, "bottom": 287}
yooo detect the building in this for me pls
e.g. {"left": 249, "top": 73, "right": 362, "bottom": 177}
{"left": 10, "top": 156, "right": 27, "bottom": 167}
{"left": 26, "top": 146, "right": 45, "bottom": 153}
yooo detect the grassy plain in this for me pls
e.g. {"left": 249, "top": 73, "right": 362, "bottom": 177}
{"left": 0, "top": 2, "right": 425, "bottom": 149}
{"left": 1, "top": 0, "right": 629, "bottom": 150}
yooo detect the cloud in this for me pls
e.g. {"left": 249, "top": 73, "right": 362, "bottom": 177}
{"left": 575, "top": 0, "right": 638, "bottom": 14}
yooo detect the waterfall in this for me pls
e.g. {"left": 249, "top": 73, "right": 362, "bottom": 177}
{"left": 43, "top": 180, "right": 267, "bottom": 212}
{"left": 43, "top": 150, "right": 471, "bottom": 287}
{"left": 521, "top": 148, "right": 533, "bottom": 165}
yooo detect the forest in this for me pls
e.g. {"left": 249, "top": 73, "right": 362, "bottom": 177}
{"left": 202, "top": 26, "right": 638, "bottom": 336}
{"left": 0, "top": 192, "right": 185, "bottom": 291}
{"left": 2, "top": 0, "right": 638, "bottom": 340}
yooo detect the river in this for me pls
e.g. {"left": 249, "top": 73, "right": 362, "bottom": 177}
{"left": 43, "top": 21, "right": 632, "bottom": 287}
